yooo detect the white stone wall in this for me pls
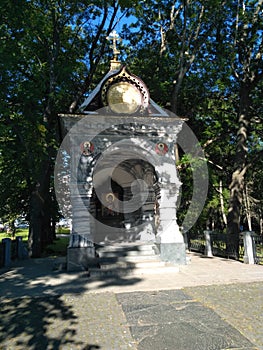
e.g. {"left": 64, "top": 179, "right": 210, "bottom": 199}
{"left": 60, "top": 114, "right": 184, "bottom": 247}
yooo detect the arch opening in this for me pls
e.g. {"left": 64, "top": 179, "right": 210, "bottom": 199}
{"left": 89, "top": 158, "right": 160, "bottom": 242}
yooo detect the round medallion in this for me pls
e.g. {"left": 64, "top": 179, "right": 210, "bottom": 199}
{"left": 107, "top": 82, "right": 142, "bottom": 114}
{"left": 155, "top": 142, "right": 168, "bottom": 155}
{"left": 80, "top": 141, "right": 94, "bottom": 155}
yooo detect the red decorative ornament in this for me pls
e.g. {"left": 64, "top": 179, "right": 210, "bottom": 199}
{"left": 155, "top": 142, "right": 168, "bottom": 155}
{"left": 80, "top": 141, "right": 94, "bottom": 155}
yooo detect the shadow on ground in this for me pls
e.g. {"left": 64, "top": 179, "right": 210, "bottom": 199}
{"left": 0, "top": 257, "right": 140, "bottom": 349}
{"left": 0, "top": 257, "right": 142, "bottom": 298}
{"left": 0, "top": 295, "right": 101, "bottom": 349}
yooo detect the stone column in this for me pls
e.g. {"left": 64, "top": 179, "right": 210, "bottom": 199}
{"left": 69, "top": 191, "right": 92, "bottom": 244}
{"left": 158, "top": 186, "right": 186, "bottom": 265}
{"left": 16, "top": 236, "right": 28, "bottom": 259}
{"left": 68, "top": 136, "right": 93, "bottom": 243}
{"left": 66, "top": 134, "right": 95, "bottom": 271}
{"left": 204, "top": 230, "right": 213, "bottom": 257}
{"left": 243, "top": 231, "right": 256, "bottom": 264}
{"left": 2, "top": 238, "right": 11, "bottom": 267}
{"left": 154, "top": 125, "right": 186, "bottom": 265}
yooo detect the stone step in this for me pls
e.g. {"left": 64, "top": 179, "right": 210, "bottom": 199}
{"left": 137, "top": 265, "right": 179, "bottom": 275}
{"left": 96, "top": 241, "right": 156, "bottom": 247}
{"left": 98, "top": 252, "right": 159, "bottom": 261}
{"left": 96, "top": 242, "right": 157, "bottom": 253}
{"left": 90, "top": 242, "right": 177, "bottom": 277}
{"left": 99, "top": 259, "right": 166, "bottom": 270}
{"left": 89, "top": 264, "right": 179, "bottom": 277}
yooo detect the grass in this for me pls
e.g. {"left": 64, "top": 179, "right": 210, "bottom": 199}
{"left": 43, "top": 236, "right": 69, "bottom": 257}
{"left": 0, "top": 228, "right": 70, "bottom": 257}
{"left": 56, "top": 227, "right": 70, "bottom": 235}
{"left": 43, "top": 227, "right": 70, "bottom": 257}
{"left": 0, "top": 228, "right": 29, "bottom": 243}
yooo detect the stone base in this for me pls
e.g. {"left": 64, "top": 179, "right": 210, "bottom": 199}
{"left": 67, "top": 247, "right": 96, "bottom": 271}
{"left": 160, "top": 243, "right": 186, "bottom": 265}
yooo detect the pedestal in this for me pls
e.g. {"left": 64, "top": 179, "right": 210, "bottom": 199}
{"left": 160, "top": 243, "right": 186, "bottom": 265}
{"left": 67, "top": 247, "right": 96, "bottom": 271}
{"left": 158, "top": 189, "right": 186, "bottom": 265}
{"left": 67, "top": 234, "right": 96, "bottom": 271}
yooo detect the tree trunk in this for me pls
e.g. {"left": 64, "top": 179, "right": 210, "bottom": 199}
{"left": 219, "top": 180, "right": 227, "bottom": 227}
{"left": 171, "top": 69, "right": 186, "bottom": 114}
{"left": 28, "top": 157, "right": 54, "bottom": 257}
{"left": 243, "top": 183, "right": 252, "bottom": 231}
{"left": 259, "top": 209, "right": 263, "bottom": 236}
{"left": 226, "top": 170, "right": 244, "bottom": 258}
{"left": 28, "top": 185, "right": 44, "bottom": 258}
{"left": 39, "top": 157, "right": 55, "bottom": 245}
{"left": 227, "top": 83, "right": 250, "bottom": 259}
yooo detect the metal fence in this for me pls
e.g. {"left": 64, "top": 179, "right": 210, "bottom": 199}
{"left": 188, "top": 233, "right": 205, "bottom": 254}
{"left": 253, "top": 234, "right": 263, "bottom": 264}
{"left": 188, "top": 230, "right": 263, "bottom": 265}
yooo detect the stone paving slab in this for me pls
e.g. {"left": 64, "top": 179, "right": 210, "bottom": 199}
{"left": 1, "top": 253, "right": 263, "bottom": 297}
{"left": 1, "top": 288, "right": 259, "bottom": 350}
{"left": 0, "top": 254, "right": 263, "bottom": 349}
{"left": 117, "top": 289, "right": 256, "bottom": 350}
{"left": 185, "top": 282, "right": 263, "bottom": 350}
{"left": 0, "top": 293, "right": 136, "bottom": 350}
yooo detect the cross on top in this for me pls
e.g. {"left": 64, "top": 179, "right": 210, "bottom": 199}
{"left": 107, "top": 30, "right": 121, "bottom": 61}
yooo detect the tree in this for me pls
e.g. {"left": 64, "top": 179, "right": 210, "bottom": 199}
{"left": 123, "top": 0, "right": 225, "bottom": 113}
{"left": 0, "top": 0, "right": 125, "bottom": 256}
{"left": 224, "top": 0, "right": 263, "bottom": 257}
{"left": 1, "top": 0, "right": 262, "bottom": 259}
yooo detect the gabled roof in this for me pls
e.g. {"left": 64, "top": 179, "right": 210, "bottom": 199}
{"left": 78, "top": 68, "right": 120, "bottom": 113}
{"left": 78, "top": 65, "right": 170, "bottom": 117}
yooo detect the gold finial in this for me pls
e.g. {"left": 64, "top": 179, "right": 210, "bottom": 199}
{"left": 107, "top": 30, "right": 122, "bottom": 69}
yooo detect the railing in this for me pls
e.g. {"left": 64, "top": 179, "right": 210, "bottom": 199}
{"left": 253, "top": 234, "right": 263, "bottom": 264}
{"left": 188, "top": 233, "right": 205, "bottom": 254}
{"left": 0, "top": 243, "right": 4, "bottom": 268}
{"left": 188, "top": 230, "right": 263, "bottom": 265}
{"left": 189, "top": 231, "right": 231, "bottom": 258}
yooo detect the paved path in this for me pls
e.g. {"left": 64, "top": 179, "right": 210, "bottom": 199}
{"left": 0, "top": 253, "right": 262, "bottom": 349}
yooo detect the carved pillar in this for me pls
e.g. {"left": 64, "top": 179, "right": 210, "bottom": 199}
{"left": 68, "top": 136, "right": 92, "bottom": 246}
{"left": 157, "top": 177, "right": 186, "bottom": 265}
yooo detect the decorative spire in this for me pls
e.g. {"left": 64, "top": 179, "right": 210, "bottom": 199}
{"left": 106, "top": 30, "right": 122, "bottom": 70}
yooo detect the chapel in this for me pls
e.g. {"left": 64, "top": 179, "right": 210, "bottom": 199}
{"left": 57, "top": 31, "right": 186, "bottom": 271}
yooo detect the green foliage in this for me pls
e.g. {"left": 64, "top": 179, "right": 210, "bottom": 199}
{"left": 0, "top": 0, "right": 126, "bottom": 254}
{"left": 0, "top": 229, "right": 29, "bottom": 243}
{"left": 43, "top": 236, "right": 70, "bottom": 257}
{"left": 0, "top": 0, "right": 262, "bottom": 247}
